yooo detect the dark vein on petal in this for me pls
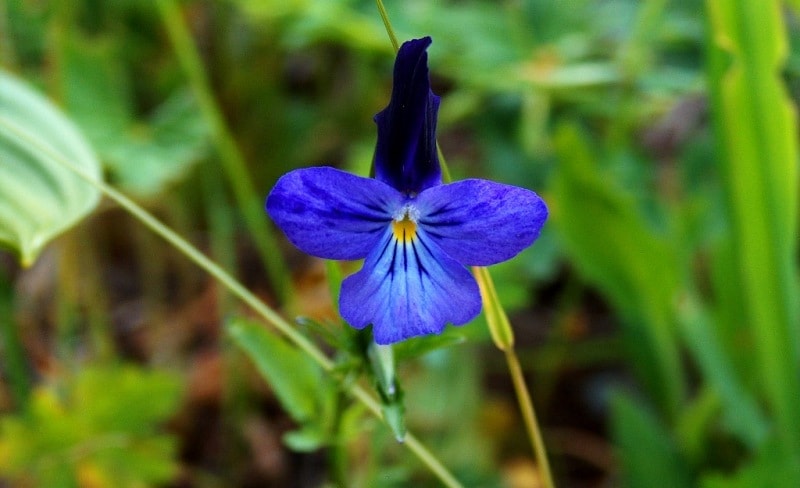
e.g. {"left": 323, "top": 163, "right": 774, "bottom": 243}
{"left": 331, "top": 210, "right": 389, "bottom": 223}
{"left": 411, "top": 240, "right": 427, "bottom": 280}
{"left": 388, "top": 239, "right": 398, "bottom": 280}
{"left": 422, "top": 205, "right": 453, "bottom": 219}
{"left": 402, "top": 240, "right": 409, "bottom": 273}
{"left": 418, "top": 219, "right": 464, "bottom": 228}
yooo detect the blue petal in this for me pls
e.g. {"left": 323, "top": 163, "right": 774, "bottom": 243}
{"left": 374, "top": 37, "right": 442, "bottom": 194}
{"left": 266, "top": 167, "right": 402, "bottom": 260}
{"left": 415, "top": 179, "right": 548, "bottom": 266}
{"left": 339, "top": 228, "right": 481, "bottom": 344}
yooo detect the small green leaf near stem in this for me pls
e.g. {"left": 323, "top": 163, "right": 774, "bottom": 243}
{"left": 506, "top": 348, "right": 555, "bottom": 488}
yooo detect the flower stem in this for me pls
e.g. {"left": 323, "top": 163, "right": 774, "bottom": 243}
{"left": 0, "top": 116, "right": 464, "bottom": 488}
{"left": 506, "top": 347, "right": 555, "bottom": 488}
{"left": 155, "top": 0, "right": 290, "bottom": 302}
{"left": 375, "top": 0, "right": 400, "bottom": 52}
{"left": 475, "top": 267, "right": 556, "bottom": 487}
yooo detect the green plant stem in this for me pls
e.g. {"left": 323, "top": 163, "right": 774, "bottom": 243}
{"left": 0, "top": 117, "right": 464, "bottom": 488}
{"left": 506, "top": 348, "right": 555, "bottom": 488}
{"left": 475, "top": 268, "right": 556, "bottom": 488}
{"left": 375, "top": 0, "right": 400, "bottom": 52}
{"left": 155, "top": 0, "right": 290, "bottom": 301}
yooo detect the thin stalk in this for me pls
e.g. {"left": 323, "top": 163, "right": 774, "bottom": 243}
{"left": 375, "top": 0, "right": 400, "bottom": 52}
{"left": 475, "top": 268, "right": 556, "bottom": 488}
{"left": 0, "top": 269, "right": 29, "bottom": 408}
{"left": 155, "top": 0, "right": 290, "bottom": 301}
{"left": 0, "top": 117, "right": 463, "bottom": 488}
{"left": 506, "top": 348, "right": 555, "bottom": 488}
{"left": 374, "top": 5, "right": 554, "bottom": 484}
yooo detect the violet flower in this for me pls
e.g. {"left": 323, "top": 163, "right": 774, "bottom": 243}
{"left": 266, "top": 37, "right": 547, "bottom": 344}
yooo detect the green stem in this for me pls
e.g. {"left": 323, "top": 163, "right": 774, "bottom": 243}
{"left": 505, "top": 348, "right": 555, "bottom": 488}
{"left": 155, "top": 0, "right": 290, "bottom": 301}
{"left": 475, "top": 267, "right": 556, "bottom": 487}
{"left": 0, "top": 116, "right": 463, "bottom": 488}
{"left": 375, "top": 0, "right": 400, "bottom": 52}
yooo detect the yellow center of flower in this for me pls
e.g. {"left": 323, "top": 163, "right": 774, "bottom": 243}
{"left": 392, "top": 217, "right": 417, "bottom": 243}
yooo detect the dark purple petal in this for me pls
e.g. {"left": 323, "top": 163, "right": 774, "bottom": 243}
{"left": 266, "top": 167, "right": 402, "bottom": 260}
{"left": 415, "top": 179, "right": 548, "bottom": 266}
{"left": 373, "top": 37, "right": 442, "bottom": 194}
{"left": 339, "top": 228, "right": 481, "bottom": 344}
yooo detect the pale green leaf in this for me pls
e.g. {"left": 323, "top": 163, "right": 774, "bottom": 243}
{"left": 0, "top": 70, "right": 101, "bottom": 266}
{"left": 228, "top": 318, "right": 325, "bottom": 424}
{"left": 367, "top": 343, "right": 405, "bottom": 441}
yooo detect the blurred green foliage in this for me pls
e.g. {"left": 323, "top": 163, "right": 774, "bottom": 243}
{"left": 62, "top": 30, "right": 209, "bottom": 198}
{"left": 0, "top": 365, "right": 182, "bottom": 488}
{"left": 1, "top": 0, "right": 800, "bottom": 486}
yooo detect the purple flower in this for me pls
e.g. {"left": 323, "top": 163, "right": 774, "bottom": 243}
{"left": 266, "top": 37, "right": 548, "bottom": 344}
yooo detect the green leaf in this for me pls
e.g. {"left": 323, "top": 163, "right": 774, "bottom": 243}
{"left": 368, "top": 343, "right": 397, "bottom": 402}
{"left": 612, "top": 392, "right": 693, "bottom": 488}
{"left": 0, "top": 70, "right": 101, "bottom": 266}
{"left": 701, "top": 438, "right": 800, "bottom": 488}
{"left": 705, "top": 0, "right": 800, "bottom": 463}
{"left": 367, "top": 343, "right": 405, "bottom": 441}
{"left": 102, "top": 90, "right": 208, "bottom": 197}
{"left": 62, "top": 34, "right": 209, "bottom": 198}
{"left": 283, "top": 425, "right": 327, "bottom": 452}
{"left": 551, "top": 123, "right": 685, "bottom": 419}
{"left": 228, "top": 318, "right": 325, "bottom": 424}
{"left": 677, "top": 295, "right": 768, "bottom": 449}
{"left": 393, "top": 333, "right": 466, "bottom": 362}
